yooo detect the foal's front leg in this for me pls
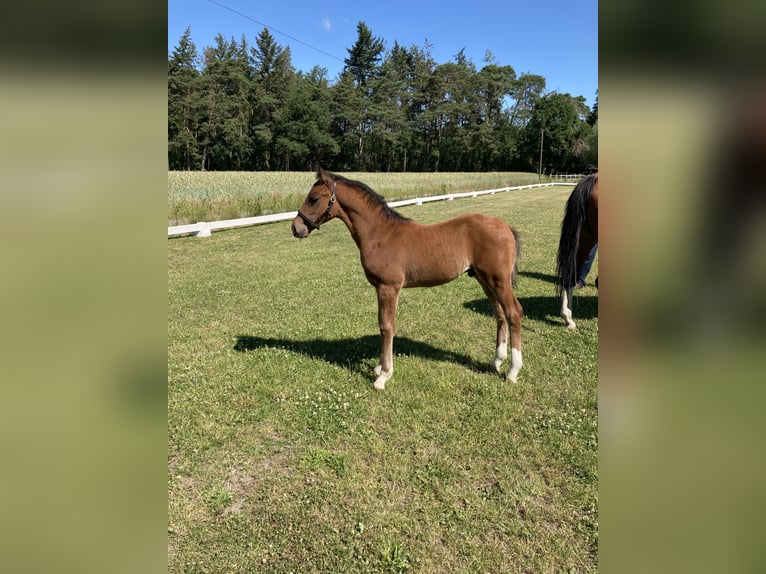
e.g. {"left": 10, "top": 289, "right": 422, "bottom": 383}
{"left": 373, "top": 284, "right": 400, "bottom": 390}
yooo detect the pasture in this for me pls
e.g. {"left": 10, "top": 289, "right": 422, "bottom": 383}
{"left": 168, "top": 182, "right": 598, "bottom": 573}
{"left": 168, "top": 171, "right": 550, "bottom": 225}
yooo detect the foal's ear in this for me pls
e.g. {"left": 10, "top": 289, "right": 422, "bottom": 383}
{"left": 316, "top": 166, "right": 334, "bottom": 187}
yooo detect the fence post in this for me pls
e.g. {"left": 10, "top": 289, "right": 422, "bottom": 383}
{"left": 196, "top": 222, "right": 211, "bottom": 237}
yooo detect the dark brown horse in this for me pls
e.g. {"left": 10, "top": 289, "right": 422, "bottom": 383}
{"left": 292, "top": 168, "right": 523, "bottom": 390}
{"left": 556, "top": 172, "right": 599, "bottom": 329}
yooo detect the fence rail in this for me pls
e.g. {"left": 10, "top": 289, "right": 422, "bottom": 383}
{"left": 550, "top": 173, "right": 587, "bottom": 182}
{"left": 168, "top": 182, "right": 574, "bottom": 238}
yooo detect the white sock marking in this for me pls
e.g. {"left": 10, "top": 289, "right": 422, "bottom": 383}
{"left": 561, "top": 291, "right": 577, "bottom": 329}
{"left": 507, "top": 347, "right": 522, "bottom": 382}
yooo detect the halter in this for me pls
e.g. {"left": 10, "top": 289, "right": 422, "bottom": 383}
{"left": 297, "top": 180, "right": 336, "bottom": 231}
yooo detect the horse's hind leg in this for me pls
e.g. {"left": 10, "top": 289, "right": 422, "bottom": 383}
{"left": 561, "top": 287, "right": 577, "bottom": 330}
{"left": 504, "top": 292, "right": 524, "bottom": 383}
{"left": 562, "top": 238, "right": 595, "bottom": 330}
{"left": 477, "top": 275, "right": 523, "bottom": 382}
{"left": 373, "top": 283, "right": 400, "bottom": 390}
{"left": 477, "top": 281, "right": 508, "bottom": 373}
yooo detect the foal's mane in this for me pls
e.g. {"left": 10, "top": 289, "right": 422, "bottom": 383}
{"left": 326, "top": 172, "right": 410, "bottom": 222}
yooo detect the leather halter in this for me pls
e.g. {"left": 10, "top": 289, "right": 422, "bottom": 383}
{"left": 297, "top": 180, "right": 336, "bottom": 231}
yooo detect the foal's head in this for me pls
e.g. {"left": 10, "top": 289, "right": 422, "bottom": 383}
{"left": 292, "top": 168, "right": 339, "bottom": 238}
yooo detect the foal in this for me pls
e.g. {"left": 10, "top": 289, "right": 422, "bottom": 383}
{"left": 292, "top": 168, "right": 523, "bottom": 390}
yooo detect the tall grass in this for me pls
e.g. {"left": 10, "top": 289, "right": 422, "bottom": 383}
{"left": 168, "top": 171, "right": 548, "bottom": 225}
{"left": 168, "top": 184, "right": 597, "bottom": 572}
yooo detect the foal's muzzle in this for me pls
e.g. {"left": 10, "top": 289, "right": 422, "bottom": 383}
{"left": 291, "top": 218, "right": 309, "bottom": 239}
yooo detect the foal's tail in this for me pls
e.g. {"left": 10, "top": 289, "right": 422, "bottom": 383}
{"left": 511, "top": 227, "right": 521, "bottom": 287}
{"left": 556, "top": 174, "right": 597, "bottom": 296}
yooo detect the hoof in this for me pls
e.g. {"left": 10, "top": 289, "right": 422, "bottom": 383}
{"left": 373, "top": 366, "right": 392, "bottom": 390}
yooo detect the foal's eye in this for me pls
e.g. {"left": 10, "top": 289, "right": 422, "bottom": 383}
{"left": 308, "top": 196, "right": 319, "bottom": 205}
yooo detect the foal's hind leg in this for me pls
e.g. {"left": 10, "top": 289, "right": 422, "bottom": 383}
{"left": 504, "top": 291, "right": 524, "bottom": 383}
{"left": 373, "top": 283, "right": 401, "bottom": 390}
{"left": 477, "top": 281, "right": 508, "bottom": 373}
{"left": 477, "top": 275, "right": 523, "bottom": 382}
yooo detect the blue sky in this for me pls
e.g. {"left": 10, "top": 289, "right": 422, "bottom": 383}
{"left": 168, "top": 0, "right": 598, "bottom": 108}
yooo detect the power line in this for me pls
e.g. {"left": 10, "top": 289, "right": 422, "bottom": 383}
{"left": 205, "top": 0, "right": 345, "bottom": 64}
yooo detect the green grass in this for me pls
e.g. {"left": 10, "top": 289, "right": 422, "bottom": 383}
{"left": 168, "top": 171, "right": 550, "bottom": 225}
{"left": 168, "top": 184, "right": 598, "bottom": 573}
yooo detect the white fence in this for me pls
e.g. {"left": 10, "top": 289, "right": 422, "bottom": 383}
{"left": 550, "top": 173, "right": 587, "bottom": 183}
{"left": 168, "top": 182, "right": 574, "bottom": 238}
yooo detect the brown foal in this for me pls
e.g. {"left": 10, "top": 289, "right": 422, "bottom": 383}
{"left": 292, "top": 168, "right": 523, "bottom": 390}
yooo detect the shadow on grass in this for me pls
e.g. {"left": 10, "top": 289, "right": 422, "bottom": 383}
{"left": 517, "top": 270, "right": 560, "bottom": 285}
{"left": 464, "top": 294, "right": 598, "bottom": 327}
{"left": 233, "top": 334, "right": 488, "bottom": 375}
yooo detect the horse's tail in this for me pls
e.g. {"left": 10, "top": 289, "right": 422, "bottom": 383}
{"left": 511, "top": 227, "right": 521, "bottom": 287}
{"left": 556, "top": 174, "right": 597, "bottom": 296}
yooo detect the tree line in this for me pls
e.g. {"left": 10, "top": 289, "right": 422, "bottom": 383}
{"left": 168, "top": 22, "right": 597, "bottom": 173}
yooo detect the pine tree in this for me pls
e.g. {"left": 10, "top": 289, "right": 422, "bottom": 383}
{"left": 197, "top": 34, "right": 251, "bottom": 170}
{"left": 250, "top": 28, "right": 295, "bottom": 169}
{"left": 343, "top": 21, "right": 385, "bottom": 88}
{"left": 168, "top": 27, "right": 201, "bottom": 170}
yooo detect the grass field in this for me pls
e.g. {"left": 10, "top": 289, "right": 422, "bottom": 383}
{"left": 168, "top": 182, "right": 598, "bottom": 573}
{"left": 168, "top": 171, "right": 550, "bottom": 225}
